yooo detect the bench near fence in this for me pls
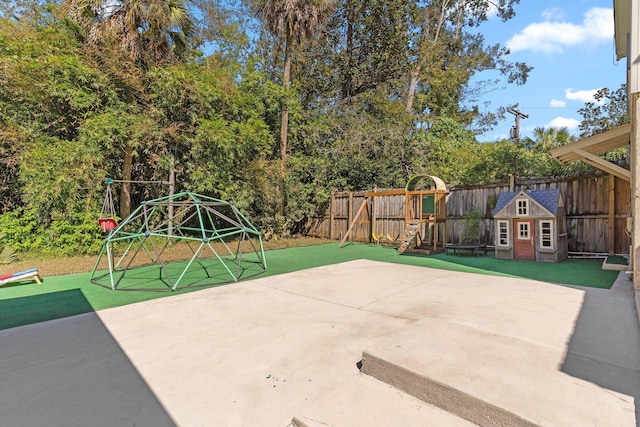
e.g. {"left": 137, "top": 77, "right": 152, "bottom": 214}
{"left": 445, "top": 243, "right": 488, "bottom": 256}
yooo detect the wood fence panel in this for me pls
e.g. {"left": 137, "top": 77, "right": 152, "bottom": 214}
{"left": 308, "top": 216, "right": 329, "bottom": 237}
{"left": 615, "top": 175, "right": 632, "bottom": 254}
{"left": 371, "top": 193, "right": 405, "bottom": 241}
{"left": 351, "top": 195, "right": 369, "bottom": 242}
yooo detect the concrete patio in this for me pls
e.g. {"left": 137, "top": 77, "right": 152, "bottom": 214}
{"left": 0, "top": 259, "right": 638, "bottom": 426}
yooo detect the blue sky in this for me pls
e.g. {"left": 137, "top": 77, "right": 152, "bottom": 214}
{"left": 475, "top": 0, "right": 625, "bottom": 142}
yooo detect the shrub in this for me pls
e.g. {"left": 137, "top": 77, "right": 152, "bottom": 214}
{"left": 0, "top": 208, "right": 103, "bottom": 255}
{"left": 462, "top": 209, "right": 484, "bottom": 243}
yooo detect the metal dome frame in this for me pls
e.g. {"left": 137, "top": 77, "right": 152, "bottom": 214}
{"left": 90, "top": 191, "right": 266, "bottom": 291}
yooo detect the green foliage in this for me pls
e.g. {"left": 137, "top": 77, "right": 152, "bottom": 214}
{"left": 46, "top": 211, "right": 104, "bottom": 255}
{"left": 337, "top": 0, "right": 412, "bottom": 99}
{"left": 0, "top": 20, "right": 116, "bottom": 141}
{"left": 0, "top": 208, "right": 103, "bottom": 255}
{"left": 193, "top": 0, "right": 255, "bottom": 66}
{"left": 0, "top": 1, "right": 591, "bottom": 256}
{"left": 20, "top": 136, "right": 103, "bottom": 221}
{"left": 578, "top": 84, "right": 628, "bottom": 138}
{"left": 0, "top": 125, "right": 24, "bottom": 213}
{"left": 0, "top": 208, "right": 40, "bottom": 252}
{"left": 462, "top": 209, "right": 484, "bottom": 243}
{"left": 578, "top": 84, "right": 629, "bottom": 167}
{"left": 0, "top": 228, "right": 18, "bottom": 264}
{"left": 304, "top": 93, "right": 414, "bottom": 192}
{"left": 0, "top": 245, "right": 18, "bottom": 264}
{"left": 260, "top": 214, "right": 291, "bottom": 241}
{"left": 411, "top": 117, "right": 480, "bottom": 184}
{"left": 285, "top": 155, "right": 333, "bottom": 233}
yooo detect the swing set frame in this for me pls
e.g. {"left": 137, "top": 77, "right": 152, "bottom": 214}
{"left": 339, "top": 175, "right": 448, "bottom": 252}
{"left": 99, "top": 177, "right": 170, "bottom": 232}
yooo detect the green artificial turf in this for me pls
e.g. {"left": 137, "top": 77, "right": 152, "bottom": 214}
{"left": 605, "top": 255, "right": 628, "bottom": 265}
{"left": 0, "top": 243, "right": 620, "bottom": 330}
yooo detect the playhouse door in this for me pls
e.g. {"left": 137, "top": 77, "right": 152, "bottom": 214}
{"left": 514, "top": 219, "right": 535, "bottom": 260}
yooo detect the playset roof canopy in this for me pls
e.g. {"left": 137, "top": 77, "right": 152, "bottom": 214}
{"left": 405, "top": 175, "right": 447, "bottom": 192}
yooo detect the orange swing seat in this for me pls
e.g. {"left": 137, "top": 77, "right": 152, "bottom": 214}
{"left": 99, "top": 178, "right": 118, "bottom": 232}
{"left": 98, "top": 217, "right": 118, "bottom": 232}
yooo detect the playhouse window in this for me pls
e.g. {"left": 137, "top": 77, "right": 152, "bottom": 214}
{"left": 540, "top": 220, "right": 554, "bottom": 249}
{"left": 518, "top": 222, "right": 530, "bottom": 239}
{"left": 516, "top": 198, "right": 528, "bottom": 216}
{"left": 497, "top": 220, "right": 509, "bottom": 246}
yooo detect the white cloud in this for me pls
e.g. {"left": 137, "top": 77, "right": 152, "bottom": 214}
{"left": 550, "top": 99, "right": 566, "bottom": 108}
{"left": 547, "top": 117, "right": 581, "bottom": 130}
{"left": 540, "top": 8, "right": 565, "bottom": 21}
{"left": 565, "top": 87, "right": 602, "bottom": 103}
{"left": 522, "top": 125, "right": 536, "bottom": 135}
{"left": 506, "top": 7, "right": 613, "bottom": 54}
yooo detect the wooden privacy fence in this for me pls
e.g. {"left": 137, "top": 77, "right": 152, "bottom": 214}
{"left": 307, "top": 173, "right": 631, "bottom": 255}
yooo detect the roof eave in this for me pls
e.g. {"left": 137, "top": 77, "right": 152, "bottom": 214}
{"left": 615, "top": 0, "right": 631, "bottom": 60}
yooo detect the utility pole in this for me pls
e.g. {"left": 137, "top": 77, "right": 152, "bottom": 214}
{"left": 507, "top": 107, "right": 529, "bottom": 142}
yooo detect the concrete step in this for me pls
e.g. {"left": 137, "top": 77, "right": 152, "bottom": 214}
{"left": 291, "top": 372, "right": 475, "bottom": 427}
{"left": 360, "top": 318, "right": 636, "bottom": 427}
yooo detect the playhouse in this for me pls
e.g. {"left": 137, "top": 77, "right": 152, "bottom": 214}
{"left": 492, "top": 189, "right": 568, "bottom": 262}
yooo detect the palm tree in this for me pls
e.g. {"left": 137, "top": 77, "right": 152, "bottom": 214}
{"left": 60, "top": 0, "right": 194, "bottom": 217}
{"left": 254, "top": 0, "right": 331, "bottom": 216}
{"left": 255, "top": 0, "right": 330, "bottom": 158}
{"left": 525, "top": 127, "right": 573, "bottom": 153}
{"left": 63, "top": 0, "right": 193, "bottom": 66}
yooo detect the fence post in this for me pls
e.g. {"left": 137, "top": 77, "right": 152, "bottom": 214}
{"left": 609, "top": 174, "right": 616, "bottom": 255}
{"left": 348, "top": 192, "right": 353, "bottom": 241}
{"left": 329, "top": 193, "right": 335, "bottom": 240}
{"left": 371, "top": 187, "right": 377, "bottom": 241}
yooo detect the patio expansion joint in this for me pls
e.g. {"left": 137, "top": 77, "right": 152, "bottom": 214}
{"left": 566, "top": 350, "right": 640, "bottom": 374}
{"left": 356, "top": 283, "right": 424, "bottom": 311}
{"left": 256, "top": 282, "right": 420, "bottom": 321}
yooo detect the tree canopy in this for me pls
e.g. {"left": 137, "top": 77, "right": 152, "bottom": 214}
{"left": 0, "top": 0, "right": 622, "bottom": 255}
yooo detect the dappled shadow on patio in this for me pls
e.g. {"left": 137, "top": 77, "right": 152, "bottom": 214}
{"left": 561, "top": 275, "right": 640, "bottom": 426}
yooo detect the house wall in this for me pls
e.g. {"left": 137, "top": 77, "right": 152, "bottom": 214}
{"left": 632, "top": 94, "right": 640, "bottom": 289}
{"left": 538, "top": 251, "right": 558, "bottom": 262}
{"left": 617, "top": 0, "right": 639, "bottom": 288}
{"left": 495, "top": 246, "right": 513, "bottom": 260}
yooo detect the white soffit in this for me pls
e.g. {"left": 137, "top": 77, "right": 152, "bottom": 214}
{"left": 614, "top": 0, "right": 630, "bottom": 60}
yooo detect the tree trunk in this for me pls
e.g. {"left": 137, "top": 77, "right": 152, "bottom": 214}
{"left": 342, "top": 0, "right": 354, "bottom": 99}
{"left": 120, "top": 143, "right": 133, "bottom": 218}
{"left": 405, "top": 68, "right": 420, "bottom": 113}
{"left": 278, "top": 35, "right": 293, "bottom": 216}
{"left": 281, "top": 36, "right": 292, "bottom": 163}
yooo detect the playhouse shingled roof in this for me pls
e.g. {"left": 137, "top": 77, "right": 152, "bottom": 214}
{"left": 493, "top": 188, "right": 562, "bottom": 217}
